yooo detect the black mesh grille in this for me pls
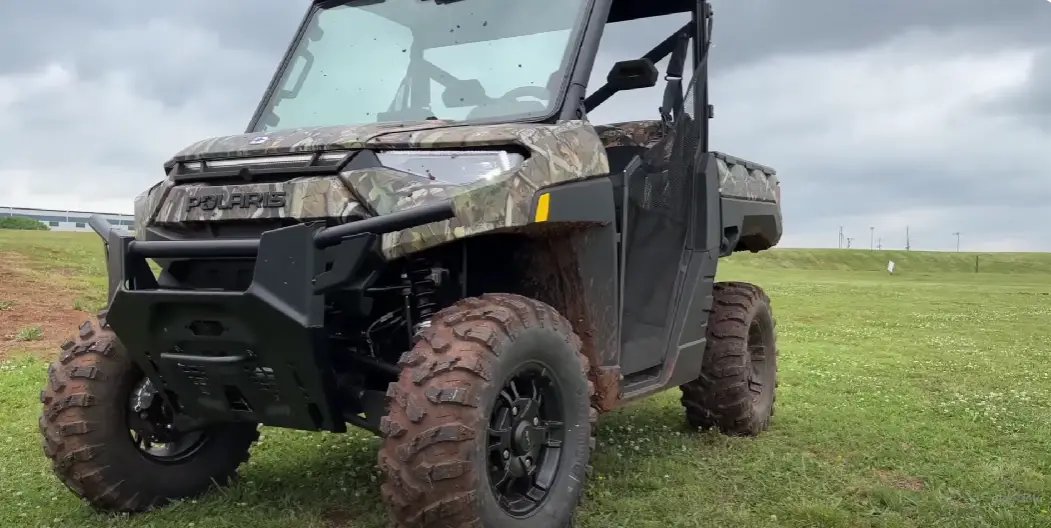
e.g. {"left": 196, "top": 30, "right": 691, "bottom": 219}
{"left": 619, "top": 75, "right": 700, "bottom": 373}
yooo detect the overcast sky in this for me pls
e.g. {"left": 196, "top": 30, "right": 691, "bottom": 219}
{"left": 1, "top": 0, "right": 1049, "bottom": 252}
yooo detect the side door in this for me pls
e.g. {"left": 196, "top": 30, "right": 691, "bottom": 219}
{"left": 617, "top": 87, "right": 701, "bottom": 377}
{"left": 617, "top": 5, "right": 722, "bottom": 395}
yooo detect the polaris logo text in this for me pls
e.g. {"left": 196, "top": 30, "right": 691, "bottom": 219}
{"left": 185, "top": 191, "right": 287, "bottom": 212}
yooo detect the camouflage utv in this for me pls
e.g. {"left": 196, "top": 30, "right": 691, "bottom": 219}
{"left": 39, "top": 0, "right": 782, "bottom": 526}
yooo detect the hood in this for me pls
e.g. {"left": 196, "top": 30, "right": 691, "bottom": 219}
{"left": 166, "top": 120, "right": 460, "bottom": 164}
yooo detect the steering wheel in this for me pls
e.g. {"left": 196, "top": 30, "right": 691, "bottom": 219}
{"left": 497, "top": 85, "right": 551, "bottom": 102}
{"left": 465, "top": 85, "right": 551, "bottom": 120}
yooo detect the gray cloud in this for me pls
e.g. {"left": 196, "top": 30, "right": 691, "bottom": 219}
{"left": 0, "top": 1, "right": 305, "bottom": 66}
{"left": 989, "top": 46, "right": 1051, "bottom": 132}
{"left": 708, "top": 0, "right": 1049, "bottom": 65}
{"left": 0, "top": 0, "right": 1049, "bottom": 252}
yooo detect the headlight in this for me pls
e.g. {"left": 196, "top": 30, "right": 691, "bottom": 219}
{"left": 376, "top": 150, "right": 524, "bottom": 185}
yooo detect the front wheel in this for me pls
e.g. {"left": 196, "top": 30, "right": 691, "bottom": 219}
{"left": 39, "top": 312, "right": 260, "bottom": 512}
{"left": 378, "top": 293, "right": 597, "bottom": 528}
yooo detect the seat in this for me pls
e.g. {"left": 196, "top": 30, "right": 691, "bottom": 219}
{"left": 594, "top": 120, "right": 666, "bottom": 231}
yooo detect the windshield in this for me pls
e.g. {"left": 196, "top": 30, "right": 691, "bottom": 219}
{"left": 252, "top": 0, "right": 589, "bottom": 132}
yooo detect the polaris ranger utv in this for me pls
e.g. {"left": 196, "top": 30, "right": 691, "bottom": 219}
{"left": 39, "top": 0, "right": 782, "bottom": 526}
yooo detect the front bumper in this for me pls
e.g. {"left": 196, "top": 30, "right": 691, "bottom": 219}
{"left": 88, "top": 201, "right": 455, "bottom": 432}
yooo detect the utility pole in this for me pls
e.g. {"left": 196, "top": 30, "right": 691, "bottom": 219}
{"left": 838, "top": 226, "right": 843, "bottom": 249}
{"left": 846, "top": 237, "right": 853, "bottom": 249}
{"left": 953, "top": 232, "right": 961, "bottom": 252}
{"left": 870, "top": 226, "right": 874, "bottom": 250}
{"left": 877, "top": 237, "right": 882, "bottom": 250}
{"left": 905, "top": 226, "right": 911, "bottom": 251}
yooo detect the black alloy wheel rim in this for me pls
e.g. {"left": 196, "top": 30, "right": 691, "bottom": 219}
{"left": 487, "top": 363, "right": 565, "bottom": 517}
{"left": 126, "top": 378, "right": 208, "bottom": 463}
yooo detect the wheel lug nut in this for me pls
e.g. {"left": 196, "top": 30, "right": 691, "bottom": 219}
{"left": 532, "top": 417, "right": 538, "bottom": 426}
{"left": 503, "top": 450, "right": 510, "bottom": 460}
{"left": 512, "top": 407, "right": 518, "bottom": 416}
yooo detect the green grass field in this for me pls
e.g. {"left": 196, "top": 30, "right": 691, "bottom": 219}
{"left": 2, "top": 230, "right": 1050, "bottom": 527}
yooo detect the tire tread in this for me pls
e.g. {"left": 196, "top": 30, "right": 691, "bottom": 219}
{"left": 680, "top": 282, "right": 777, "bottom": 436}
{"left": 39, "top": 313, "right": 259, "bottom": 513}
{"left": 378, "top": 293, "right": 597, "bottom": 527}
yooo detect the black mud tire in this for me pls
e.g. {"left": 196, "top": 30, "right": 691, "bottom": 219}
{"left": 39, "top": 312, "right": 260, "bottom": 513}
{"left": 378, "top": 293, "right": 597, "bottom": 528}
{"left": 680, "top": 281, "right": 778, "bottom": 436}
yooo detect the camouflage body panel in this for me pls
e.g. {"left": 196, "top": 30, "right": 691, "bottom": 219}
{"left": 133, "top": 179, "right": 179, "bottom": 239}
{"left": 153, "top": 176, "right": 367, "bottom": 225}
{"left": 712, "top": 151, "right": 779, "bottom": 203}
{"left": 593, "top": 120, "right": 665, "bottom": 149}
{"left": 591, "top": 121, "right": 778, "bottom": 203}
{"left": 362, "top": 120, "right": 610, "bottom": 258}
{"left": 142, "top": 120, "right": 610, "bottom": 259}
{"left": 143, "top": 119, "right": 778, "bottom": 259}
{"left": 168, "top": 121, "right": 459, "bottom": 163}
{"left": 132, "top": 184, "right": 159, "bottom": 240}
{"left": 340, "top": 169, "right": 468, "bottom": 217}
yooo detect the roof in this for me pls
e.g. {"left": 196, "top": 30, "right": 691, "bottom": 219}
{"left": 310, "top": 0, "right": 694, "bottom": 47}
{"left": 608, "top": 0, "right": 693, "bottom": 23}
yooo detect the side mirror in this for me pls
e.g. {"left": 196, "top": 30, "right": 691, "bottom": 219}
{"left": 606, "top": 59, "right": 659, "bottom": 91}
{"left": 259, "top": 112, "right": 281, "bottom": 129}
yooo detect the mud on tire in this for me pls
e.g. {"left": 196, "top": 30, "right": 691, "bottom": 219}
{"left": 680, "top": 281, "right": 777, "bottom": 436}
{"left": 39, "top": 312, "right": 260, "bottom": 512}
{"left": 378, "top": 293, "right": 597, "bottom": 528}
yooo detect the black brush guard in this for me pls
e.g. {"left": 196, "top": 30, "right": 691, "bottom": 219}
{"left": 89, "top": 201, "right": 456, "bottom": 433}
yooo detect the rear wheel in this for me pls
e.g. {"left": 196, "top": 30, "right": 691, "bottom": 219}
{"left": 680, "top": 282, "right": 778, "bottom": 436}
{"left": 378, "top": 293, "right": 597, "bottom": 528}
{"left": 39, "top": 312, "right": 260, "bottom": 512}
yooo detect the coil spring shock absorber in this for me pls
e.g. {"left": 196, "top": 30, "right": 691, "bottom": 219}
{"left": 401, "top": 261, "right": 446, "bottom": 341}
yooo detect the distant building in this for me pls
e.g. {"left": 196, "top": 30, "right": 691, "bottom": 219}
{"left": 0, "top": 206, "right": 135, "bottom": 232}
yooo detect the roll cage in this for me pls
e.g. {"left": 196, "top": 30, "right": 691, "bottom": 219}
{"left": 581, "top": 0, "right": 713, "bottom": 150}
{"left": 246, "top": 0, "right": 713, "bottom": 151}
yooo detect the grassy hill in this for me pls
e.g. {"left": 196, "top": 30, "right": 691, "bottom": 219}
{"left": 2, "top": 229, "right": 1051, "bottom": 275}
{"left": 724, "top": 248, "right": 1051, "bottom": 275}
{"left": 3, "top": 229, "right": 1050, "bottom": 275}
